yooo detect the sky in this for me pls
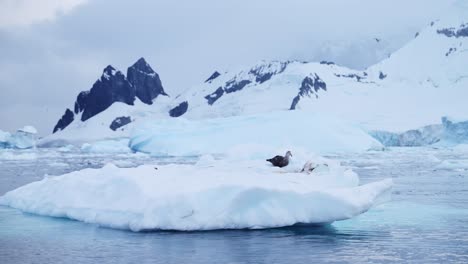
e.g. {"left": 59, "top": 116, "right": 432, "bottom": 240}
{"left": 0, "top": 0, "right": 457, "bottom": 135}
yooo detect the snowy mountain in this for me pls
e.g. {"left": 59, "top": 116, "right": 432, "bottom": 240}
{"left": 53, "top": 58, "right": 168, "bottom": 133}
{"left": 44, "top": 5, "right": 468, "bottom": 149}
{"left": 170, "top": 8, "right": 468, "bottom": 131}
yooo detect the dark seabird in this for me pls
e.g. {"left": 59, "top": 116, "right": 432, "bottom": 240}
{"left": 267, "top": 151, "right": 292, "bottom": 168}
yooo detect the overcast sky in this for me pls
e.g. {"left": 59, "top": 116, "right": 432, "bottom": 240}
{"left": 0, "top": 0, "right": 457, "bottom": 135}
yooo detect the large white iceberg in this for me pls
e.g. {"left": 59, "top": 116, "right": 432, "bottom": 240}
{"left": 130, "top": 111, "right": 383, "bottom": 156}
{"left": 0, "top": 156, "right": 392, "bottom": 231}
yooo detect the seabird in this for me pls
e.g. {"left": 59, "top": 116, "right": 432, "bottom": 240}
{"left": 301, "top": 161, "right": 329, "bottom": 174}
{"left": 301, "top": 161, "right": 317, "bottom": 174}
{"left": 267, "top": 151, "right": 292, "bottom": 168}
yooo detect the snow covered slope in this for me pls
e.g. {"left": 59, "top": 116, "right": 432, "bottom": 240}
{"left": 0, "top": 158, "right": 393, "bottom": 231}
{"left": 170, "top": 6, "right": 468, "bottom": 131}
{"left": 170, "top": 61, "right": 377, "bottom": 120}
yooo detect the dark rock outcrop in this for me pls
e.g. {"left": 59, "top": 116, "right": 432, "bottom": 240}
{"left": 445, "top": 47, "right": 457, "bottom": 57}
{"left": 320, "top": 61, "right": 335, "bottom": 65}
{"left": 127, "top": 58, "right": 167, "bottom": 104}
{"left": 248, "top": 62, "right": 288, "bottom": 84}
{"left": 334, "top": 73, "right": 366, "bottom": 82}
{"left": 110, "top": 116, "right": 132, "bottom": 131}
{"left": 53, "top": 58, "right": 169, "bottom": 133}
{"left": 290, "top": 74, "right": 327, "bottom": 110}
{"left": 169, "top": 101, "right": 189, "bottom": 117}
{"left": 379, "top": 72, "right": 387, "bottom": 80}
{"left": 204, "top": 61, "right": 289, "bottom": 105}
{"left": 205, "top": 87, "right": 224, "bottom": 105}
{"left": 437, "top": 24, "right": 468, "bottom": 38}
{"left": 205, "top": 71, "right": 221, "bottom": 83}
{"left": 53, "top": 109, "right": 74, "bottom": 133}
{"left": 224, "top": 80, "right": 252, "bottom": 93}
{"left": 79, "top": 66, "right": 135, "bottom": 122}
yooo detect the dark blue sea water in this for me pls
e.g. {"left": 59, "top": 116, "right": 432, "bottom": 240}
{"left": 1, "top": 148, "right": 467, "bottom": 263}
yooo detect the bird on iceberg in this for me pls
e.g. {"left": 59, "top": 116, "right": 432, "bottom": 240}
{"left": 301, "top": 161, "right": 329, "bottom": 174}
{"left": 267, "top": 151, "right": 292, "bottom": 168}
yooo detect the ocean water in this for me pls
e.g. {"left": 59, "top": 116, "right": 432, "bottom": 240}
{"left": 0, "top": 147, "right": 467, "bottom": 263}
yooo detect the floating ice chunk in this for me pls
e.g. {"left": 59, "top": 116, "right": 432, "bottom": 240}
{"left": 0, "top": 158, "right": 392, "bottom": 231}
{"left": 0, "top": 150, "right": 37, "bottom": 160}
{"left": 435, "top": 160, "right": 468, "bottom": 171}
{"left": 81, "top": 139, "right": 131, "bottom": 153}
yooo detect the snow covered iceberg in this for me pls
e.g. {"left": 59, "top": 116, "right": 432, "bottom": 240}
{"left": 129, "top": 111, "right": 383, "bottom": 156}
{"left": 0, "top": 157, "right": 392, "bottom": 231}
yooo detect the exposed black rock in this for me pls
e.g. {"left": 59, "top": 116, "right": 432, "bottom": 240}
{"left": 445, "top": 47, "right": 457, "bottom": 57}
{"left": 80, "top": 66, "right": 135, "bottom": 122}
{"left": 204, "top": 62, "right": 289, "bottom": 105}
{"left": 320, "top": 61, "right": 335, "bottom": 65}
{"left": 248, "top": 62, "right": 288, "bottom": 84}
{"left": 205, "top": 87, "right": 224, "bottom": 105}
{"left": 110, "top": 116, "right": 132, "bottom": 131}
{"left": 437, "top": 24, "right": 468, "bottom": 38}
{"left": 53, "top": 109, "right": 74, "bottom": 133}
{"left": 205, "top": 71, "right": 221, "bottom": 83}
{"left": 127, "top": 58, "right": 168, "bottom": 105}
{"left": 224, "top": 80, "right": 252, "bottom": 93}
{"left": 74, "top": 91, "right": 89, "bottom": 114}
{"left": 379, "top": 72, "right": 387, "bottom": 80}
{"left": 53, "top": 58, "right": 169, "bottom": 133}
{"left": 334, "top": 73, "right": 366, "bottom": 82}
{"left": 169, "top": 101, "right": 189, "bottom": 117}
{"left": 290, "top": 74, "right": 327, "bottom": 110}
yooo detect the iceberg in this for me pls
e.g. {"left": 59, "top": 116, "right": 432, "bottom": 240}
{"left": 0, "top": 157, "right": 392, "bottom": 231}
{"left": 0, "top": 130, "right": 11, "bottom": 148}
{"left": 129, "top": 111, "right": 383, "bottom": 156}
{"left": 371, "top": 117, "right": 468, "bottom": 147}
{"left": 0, "top": 126, "right": 37, "bottom": 149}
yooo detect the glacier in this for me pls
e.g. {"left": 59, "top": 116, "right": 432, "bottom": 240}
{"left": 129, "top": 111, "right": 383, "bottom": 156}
{"left": 0, "top": 156, "right": 392, "bottom": 231}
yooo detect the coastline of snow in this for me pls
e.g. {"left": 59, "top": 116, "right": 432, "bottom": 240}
{"left": 129, "top": 111, "right": 383, "bottom": 156}
{"left": 0, "top": 157, "right": 392, "bottom": 231}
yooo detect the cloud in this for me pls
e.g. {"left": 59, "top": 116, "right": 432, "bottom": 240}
{"left": 0, "top": 0, "right": 87, "bottom": 29}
